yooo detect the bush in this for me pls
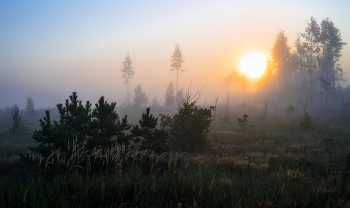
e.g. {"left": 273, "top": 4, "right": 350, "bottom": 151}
{"left": 237, "top": 114, "right": 249, "bottom": 132}
{"left": 160, "top": 98, "right": 214, "bottom": 153}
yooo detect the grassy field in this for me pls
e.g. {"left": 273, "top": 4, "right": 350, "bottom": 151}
{"left": 0, "top": 104, "right": 350, "bottom": 207}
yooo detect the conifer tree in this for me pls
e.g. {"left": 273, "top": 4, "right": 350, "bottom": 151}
{"left": 164, "top": 82, "right": 175, "bottom": 106}
{"left": 170, "top": 44, "right": 184, "bottom": 102}
{"left": 151, "top": 97, "right": 160, "bottom": 107}
{"left": 56, "top": 92, "right": 92, "bottom": 145}
{"left": 89, "top": 96, "right": 131, "bottom": 149}
{"left": 161, "top": 97, "right": 214, "bottom": 153}
{"left": 301, "top": 16, "right": 321, "bottom": 93}
{"left": 121, "top": 53, "right": 134, "bottom": 105}
{"left": 25, "top": 97, "right": 35, "bottom": 116}
{"left": 8, "top": 106, "right": 26, "bottom": 140}
{"left": 30, "top": 111, "right": 60, "bottom": 157}
{"left": 130, "top": 107, "right": 168, "bottom": 154}
{"left": 271, "top": 30, "right": 291, "bottom": 92}
{"left": 133, "top": 84, "right": 148, "bottom": 107}
{"left": 319, "top": 18, "right": 347, "bottom": 107}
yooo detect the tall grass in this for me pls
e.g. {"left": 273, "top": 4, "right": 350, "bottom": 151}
{"left": 1, "top": 107, "right": 350, "bottom": 207}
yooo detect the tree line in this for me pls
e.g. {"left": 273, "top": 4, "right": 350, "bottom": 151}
{"left": 19, "top": 91, "right": 214, "bottom": 164}
{"left": 226, "top": 17, "right": 347, "bottom": 110}
{"left": 121, "top": 43, "right": 185, "bottom": 106}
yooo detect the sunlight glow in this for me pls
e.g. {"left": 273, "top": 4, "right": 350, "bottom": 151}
{"left": 240, "top": 53, "right": 267, "bottom": 78}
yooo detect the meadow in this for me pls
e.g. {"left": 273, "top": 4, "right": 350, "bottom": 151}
{"left": 0, "top": 103, "right": 350, "bottom": 207}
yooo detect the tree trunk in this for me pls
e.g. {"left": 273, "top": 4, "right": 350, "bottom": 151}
{"left": 127, "top": 81, "right": 130, "bottom": 105}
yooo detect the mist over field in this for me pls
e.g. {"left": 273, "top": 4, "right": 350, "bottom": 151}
{"left": 2, "top": 1, "right": 350, "bottom": 207}
{"left": 0, "top": 0, "right": 349, "bottom": 110}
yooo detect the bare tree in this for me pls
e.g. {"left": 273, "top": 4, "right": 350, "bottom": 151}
{"left": 261, "top": 103, "right": 269, "bottom": 123}
{"left": 121, "top": 53, "right": 134, "bottom": 105}
{"left": 303, "top": 93, "right": 313, "bottom": 115}
{"left": 170, "top": 44, "right": 184, "bottom": 102}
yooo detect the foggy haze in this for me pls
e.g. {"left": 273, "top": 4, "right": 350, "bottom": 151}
{"left": 1, "top": 0, "right": 349, "bottom": 109}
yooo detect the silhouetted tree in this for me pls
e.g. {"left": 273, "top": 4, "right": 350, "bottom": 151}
{"left": 121, "top": 53, "right": 134, "bottom": 105}
{"left": 133, "top": 84, "right": 148, "bottom": 107}
{"left": 170, "top": 44, "right": 184, "bottom": 102}
{"left": 294, "top": 33, "right": 308, "bottom": 84}
{"left": 25, "top": 97, "right": 35, "bottom": 115}
{"left": 164, "top": 82, "right": 175, "bottom": 106}
{"left": 30, "top": 111, "right": 60, "bottom": 157}
{"left": 256, "top": 58, "right": 278, "bottom": 92}
{"left": 319, "top": 18, "right": 347, "bottom": 107}
{"left": 151, "top": 97, "right": 160, "bottom": 107}
{"left": 226, "top": 67, "right": 250, "bottom": 93}
{"left": 301, "top": 17, "right": 320, "bottom": 92}
{"left": 160, "top": 96, "right": 214, "bottom": 153}
{"left": 56, "top": 92, "right": 92, "bottom": 146}
{"left": 8, "top": 106, "right": 26, "bottom": 140}
{"left": 89, "top": 96, "right": 131, "bottom": 149}
{"left": 271, "top": 30, "right": 291, "bottom": 92}
{"left": 130, "top": 107, "right": 168, "bottom": 154}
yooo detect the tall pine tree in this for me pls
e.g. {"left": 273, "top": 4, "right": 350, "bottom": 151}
{"left": 170, "top": 44, "right": 184, "bottom": 103}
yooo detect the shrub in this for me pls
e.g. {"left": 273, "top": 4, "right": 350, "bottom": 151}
{"left": 160, "top": 98, "right": 214, "bottom": 153}
{"left": 237, "top": 114, "right": 249, "bottom": 132}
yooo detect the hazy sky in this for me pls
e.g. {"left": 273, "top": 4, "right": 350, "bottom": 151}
{"left": 1, "top": 0, "right": 349, "bottom": 109}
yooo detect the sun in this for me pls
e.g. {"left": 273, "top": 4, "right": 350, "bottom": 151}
{"left": 240, "top": 53, "right": 267, "bottom": 78}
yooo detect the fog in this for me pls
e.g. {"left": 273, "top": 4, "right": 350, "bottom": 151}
{"left": 0, "top": 1, "right": 349, "bottom": 110}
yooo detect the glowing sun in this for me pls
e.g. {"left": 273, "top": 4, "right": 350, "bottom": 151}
{"left": 240, "top": 53, "right": 267, "bottom": 78}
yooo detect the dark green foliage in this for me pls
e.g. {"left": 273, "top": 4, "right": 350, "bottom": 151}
{"left": 130, "top": 107, "right": 168, "bottom": 153}
{"left": 29, "top": 111, "right": 60, "bottom": 157}
{"left": 162, "top": 99, "right": 214, "bottom": 153}
{"left": 89, "top": 96, "right": 131, "bottom": 149}
{"left": 299, "top": 113, "right": 312, "bottom": 131}
{"left": 8, "top": 107, "right": 26, "bottom": 139}
{"left": 237, "top": 114, "right": 249, "bottom": 131}
{"left": 56, "top": 92, "right": 92, "bottom": 145}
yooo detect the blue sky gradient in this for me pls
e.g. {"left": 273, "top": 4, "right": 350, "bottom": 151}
{"left": 0, "top": 0, "right": 349, "bottom": 108}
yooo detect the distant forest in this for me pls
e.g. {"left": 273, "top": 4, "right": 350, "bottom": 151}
{"left": 226, "top": 17, "right": 347, "bottom": 110}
